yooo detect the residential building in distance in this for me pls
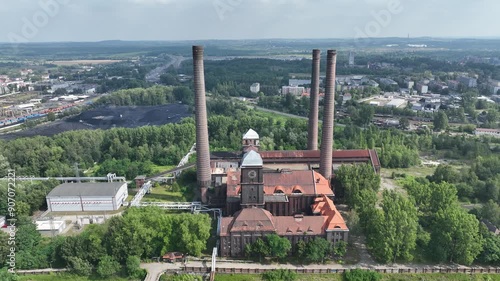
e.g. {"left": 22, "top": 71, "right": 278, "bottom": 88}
{"left": 46, "top": 182, "right": 128, "bottom": 212}
{"left": 379, "top": 78, "right": 398, "bottom": 86}
{"left": 416, "top": 82, "right": 429, "bottom": 94}
{"left": 490, "top": 80, "right": 500, "bottom": 95}
{"left": 348, "top": 52, "right": 355, "bottom": 66}
{"left": 447, "top": 80, "right": 460, "bottom": 90}
{"left": 405, "top": 79, "right": 414, "bottom": 89}
{"left": 458, "top": 76, "right": 478, "bottom": 88}
{"left": 289, "top": 79, "right": 311, "bottom": 87}
{"left": 250, "top": 83, "right": 260, "bottom": 93}
{"left": 282, "top": 86, "right": 306, "bottom": 96}
{"left": 342, "top": 93, "right": 352, "bottom": 104}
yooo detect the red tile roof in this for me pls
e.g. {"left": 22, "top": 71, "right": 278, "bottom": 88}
{"left": 260, "top": 150, "right": 374, "bottom": 160}
{"left": 220, "top": 208, "right": 326, "bottom": 237}
{"left": 220, "top": 208, "right": 276, "bottom": 234}
{"left": 312, "top": 195, "right": 348, "bottom": 231}
{"left": 220, "top": 201, "right": 348, "bottom": 237}
{"left": 226, "top": 170, "right": 333, "bottom": 197}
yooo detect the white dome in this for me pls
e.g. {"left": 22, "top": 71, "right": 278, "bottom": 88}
{"left": 243, "top": 129, "right": 259, "bottom": 140}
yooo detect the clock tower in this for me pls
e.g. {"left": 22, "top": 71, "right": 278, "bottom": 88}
{"left": 240, "top": 150, "right": 264, "bottom": 207}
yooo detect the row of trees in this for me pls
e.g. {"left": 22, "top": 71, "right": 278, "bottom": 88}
{"left": 245, "top": 234, "right": 346, "bottom": 264}
{"left": 0, "top": 207, "right": 211, "bottom": 278}
{"left": 94, "top": 85, "right": 195, "bottom": 107}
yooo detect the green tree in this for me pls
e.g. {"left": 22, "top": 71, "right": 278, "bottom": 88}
{"left": 333, "top": 240, "right": 347, "bottom": 258}
{"left": 173, "top": 87, "right": 194, "bottom": 105}
{"left": 126, "top": 255, "right": 142, "bottom": 277}
{"left": 266, "top": 234, "right": 292, "bottom": 259}
{"left": 344, "top": 269, "right": 381, "bottom": 281}
{"left": 246, "top": 238, "right": 269, "bottom": 261}
{"left": 429, "top": 164, "right": 460, "bottom": 184}
{"left": 335, "top": 164, "right": 380, "bottom": 210}
{"left": 0, "top": 232, "right": 11, "bottom": 269}
{"left": 304, "top": 238, "right": 332, "bottom": 263}
{"left": 367, "top": 191, "right": 418, "bottom": 263}
{"left": 96, "top": 255, "right": 121, "bottom": 278}
{"left": 262, "top": 269, "right": 297, "bottom": 281}
{"left": 478, "top": 233, "right": 500, "bottom": 264}
{"left": 433, "top": 111, "right": 449, "bottom": 131}
{"left": 399, "top": 117, "right": 410, "bottom": 130}
{"left": 429, "top": 206, "right": 484, "bottom": 265}
{"left": 67, "top": 257, "right": 93, "bottom": 276}
{"left": 47, "top": 112, "right": 56, "bottom": 122}
{"left": 0, "top": 154, "right": 10, "bottom": 177}
{"left": 0, "top": 269, "right": 18, "bottom": 281}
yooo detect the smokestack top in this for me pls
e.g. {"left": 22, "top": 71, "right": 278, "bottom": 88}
{"left": 327, "top": 49, "right": 337, "bottom": 56}
{"left": 193, "top": 46, "right": 204, "bottom": 59}
{"left": 312, "top": 49, "right": 321, "bottom": 58}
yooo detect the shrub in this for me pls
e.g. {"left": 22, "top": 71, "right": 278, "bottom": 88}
{"left": 262, "top": 269, "right": 297, "bottom": 281}
{"left": 344, "top": 269, "right": 381, "bottom": 281}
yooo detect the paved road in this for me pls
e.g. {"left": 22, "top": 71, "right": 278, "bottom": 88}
{"left": 146, "top": 55, "right": 187, "bottom": 83}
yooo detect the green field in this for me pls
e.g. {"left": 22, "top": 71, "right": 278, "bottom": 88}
{"left": 19, "top": 273, "right": 136, "bottom": 281}
{"left": 214, "top": 273, "right": 500, "bottom": 281}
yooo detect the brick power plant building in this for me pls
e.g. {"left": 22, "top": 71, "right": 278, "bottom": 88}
{"left": 191, "top": 46, "right": 380, "bottom": 257}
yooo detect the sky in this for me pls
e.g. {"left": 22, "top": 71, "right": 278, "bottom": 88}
{"left": 2, "top": 0, "right": 499, "bottom": 43}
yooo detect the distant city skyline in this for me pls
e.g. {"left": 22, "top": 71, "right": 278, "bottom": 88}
{"left": 2, "top": 0, "right": 499, "bottom": 43}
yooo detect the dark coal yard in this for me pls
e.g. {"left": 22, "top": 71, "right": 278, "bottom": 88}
{"left": 1, "top": 104, "right": 191, "bottom": 140}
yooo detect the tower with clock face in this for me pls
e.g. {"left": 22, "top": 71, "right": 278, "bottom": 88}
{"left": 240, "top": 150, "right": 264, "bottom": 207}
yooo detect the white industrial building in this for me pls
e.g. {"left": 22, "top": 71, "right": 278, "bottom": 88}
{"left": 46, "top": 182, "right": 128, "bottom": 212}
{"left": 0, "top": 216, "right": 5, "bottom": 227}
{"left": 35, "top": 220, "right": 67, "bottom": 236}
{"left": 385, "top": 99, "right": 407, "bottom": 108}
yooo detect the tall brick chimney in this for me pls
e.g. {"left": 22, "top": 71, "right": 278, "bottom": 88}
{"left": 307, "top": 49, "right": 321, "bottom": 150}
{"left": 192, "top": 46, "right": 211, "bottom": 203}
{"left": 319, "top": 50, "right": 337, "bottom": 180}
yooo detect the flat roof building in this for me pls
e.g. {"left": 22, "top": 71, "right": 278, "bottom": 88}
{"left": 35, "top": 220, "right": 67, "bottom": 236}
{"left": 46, "top": 182, "right": 128, "bottom": 212}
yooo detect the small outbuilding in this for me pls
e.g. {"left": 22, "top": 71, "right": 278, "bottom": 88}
{"left": 162, "top": 252, "right": 185, "bottom": 263}
{"left": 35, "top": 220, "right": 67, "bottom": 236}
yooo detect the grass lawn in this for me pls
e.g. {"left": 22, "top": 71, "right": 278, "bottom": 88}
{"left": 150, "top": 164, "right": 177, "bottom": 175}
{"left": 253, "top": 110, "right": 298, "bottom": 124}
{"left": 382, "top": 165, "right": 436, "bottom": 179}
{"left": 142, "top": 185, "right": 188, "bottom": 202}
{"left": 214, "top": 273, "right": 500, "bottom": 281}
{"left": 19, "top": 273, "right": 137, "bottom": 281}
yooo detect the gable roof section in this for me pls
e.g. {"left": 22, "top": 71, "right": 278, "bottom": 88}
{"left": 312, "top": 195, "right": 348, "bottom": 231}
